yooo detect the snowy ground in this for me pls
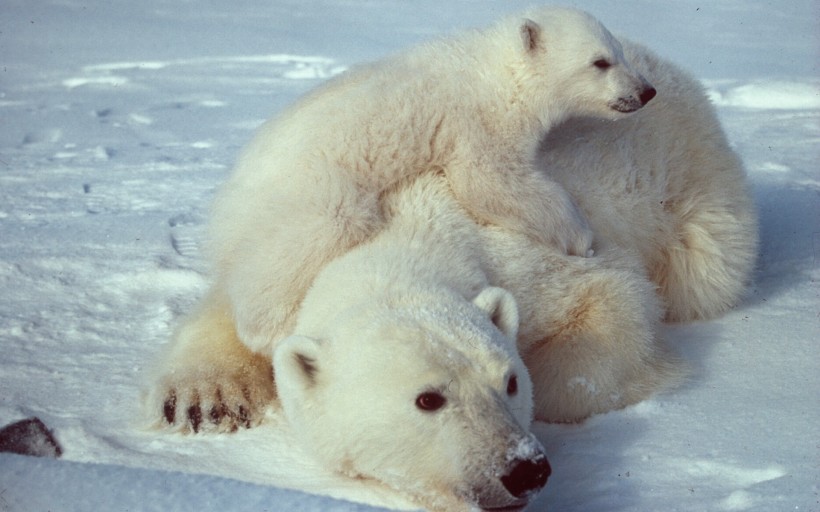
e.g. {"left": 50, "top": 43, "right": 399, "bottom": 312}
{"left": 1, "top": 1, "right": 818, "bottom": 511}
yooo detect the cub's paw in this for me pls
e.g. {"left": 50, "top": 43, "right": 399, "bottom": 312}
{"left": 552, "top": 219, "right": 594, "bottom": 258}
{"left": 148, "top": 361, "right": 274, "bottom": 433}
{"left": 537, "top": 187, "right": 593, "bottom": 257}
{"left": 545, "top": 206, "right": 593, "bottom": 257}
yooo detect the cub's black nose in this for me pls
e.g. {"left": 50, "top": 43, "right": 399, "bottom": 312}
{"left": 500, "top": 456, "right": 552, "bottom": 499}
{"left": 640, "top": 86, "right": 657, "bottom": 105}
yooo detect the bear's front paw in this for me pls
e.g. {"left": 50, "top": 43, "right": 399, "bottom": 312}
{"left": 149, "top": 363, "right": 274, "bottom": 433}
{"left": 551, "top": 216, "right": 593, "bottom": 257}
{"left": 535, "top": 186, "right": 593, "bottom": 256}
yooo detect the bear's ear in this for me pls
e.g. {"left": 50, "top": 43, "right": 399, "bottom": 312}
{"left": 473, "top": 287, "right": 520, "bottom": 341}
{"left": 520, "top": 18, "right": 543, "bottom": 53}
{"left": 273, "top": 335, "right": 324, "bottom": 391}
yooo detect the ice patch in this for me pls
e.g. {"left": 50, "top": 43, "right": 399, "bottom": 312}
{"left": 567, "top": 376, "right": 597, "bottom": 395}
{"left": 63, "top": 75, "right": 130, "bottom": 89}
{"left": 756, "top": 162, "right": 791, "bottom": 173}
{"left": 63, "top": 54, "right": 345, "bottom": 91}
{"left": 84, "top": 61, "right": 169, "bottom": 72}
{"left": 672, "top": 459, "right": 786, "bottom": 487}
{"left": 198, "top": 99, "right": 226, "bottom": 108}
{"left": 720, "top": 489, "right": 758, "bottom": 511}
{"left": 91, "top": 146, "right": 114, "bottom": 160}
{"left": 102, "top": 268, "right": 205, "bottom": 297}
{"left": 506, "top": 434, "right": 544, "bottom": 463}
{"left": 284, "top": 64, "right": 338, "bottom": 79}
{"left": 710, "top": 81, "right": 820, "bottom": 110}
{"left": 129, "top": 114, "right": 153, "bottom": 125}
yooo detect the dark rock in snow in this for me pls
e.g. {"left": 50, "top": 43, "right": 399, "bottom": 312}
{"left": 0, "top": 417, "right": 62, "bottom": 458}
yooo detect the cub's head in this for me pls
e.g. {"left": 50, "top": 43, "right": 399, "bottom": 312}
{"left": 501, "top": 7, "right": 656, "bottom": 123}
{"left": 274, "top": 287, "right": 549, "bottom": 511}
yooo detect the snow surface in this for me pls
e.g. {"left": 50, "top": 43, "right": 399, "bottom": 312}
{"left": 1, "top": 0, "right": 818, "bottom": 511}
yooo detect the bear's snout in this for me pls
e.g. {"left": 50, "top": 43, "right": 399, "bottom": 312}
{"left": 500, "top": 454, "right": 552, "bottom": 499}
{"left": 639, "top": 85, "right": 657, "bottom": 106}
{"left": 609, "top": 77, "right": 656, "bottom": 114}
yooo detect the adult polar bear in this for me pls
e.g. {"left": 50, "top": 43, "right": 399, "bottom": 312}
{"left": 210, "top": 7, "right": 656, "bottom": 355}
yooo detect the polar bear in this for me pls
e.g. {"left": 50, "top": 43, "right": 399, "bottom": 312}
{"left": 275, "top": 224, "right": 552, "bottom": 511}
{"left": 148, "top": 166, "right": 667, "bottom": 511}
{"left": 147, "top": 36, "right": 756, "bottom": 431}
{"left": 156, "top": 175, "right": 559, "bottom": 511}
{"left": 209, "top": 7, "right": 656, "bottom": 354}
{"left": 509, "top": 39, "right": 758, "bottom": 420}
{"left": 146, "top": 13, "right": 757, "bottom": 512}
{"left": 538, "top": 40, "right": 758, "bottom": 323}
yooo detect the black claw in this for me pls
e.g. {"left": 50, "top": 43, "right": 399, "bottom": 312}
{"left": 210, "top": 402, "right": 231, "bottom": 425}
{"left": 237, "top": 405, "right": 251, "bottom": 429}
{"left": 209, "top": 405, "right": 221, "bottom": 424}
{"left": 163, "top": 393, "right": 176, "bottom": 424}
{"left": 187, "top": 404, "right": 202, "bottom": 433}
{"left": 209, "top": 389, "right": 228, "bottom": 427}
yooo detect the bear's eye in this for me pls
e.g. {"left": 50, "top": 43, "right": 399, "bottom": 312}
{"left": 593, "top": 58, "right": 612, "bottom": 70}
{"left": 507, "top": 374, "right": 518, "bottom": 396}
{"left": 415, "top": 391, "right": 446, "bottom": 412}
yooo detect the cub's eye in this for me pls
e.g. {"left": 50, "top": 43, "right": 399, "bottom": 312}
{"left": 415, "top": 391, "right": 446, "bottom": 412}
{"left": 593, "top": 59, "right": 612, "bottom": 70}
{"left": 507, "top": 375, "right": 518, "bottom": 396}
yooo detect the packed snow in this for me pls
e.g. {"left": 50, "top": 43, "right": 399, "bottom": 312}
{"left": 0, "top": 0, "right": 818, "bottom": 511}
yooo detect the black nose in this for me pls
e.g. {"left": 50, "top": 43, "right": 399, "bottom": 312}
{"left": 640, "top": 86, "right": 657, "bottom": 105}
{"left": 500, "top": 456, "right": 552, "bottom": 499}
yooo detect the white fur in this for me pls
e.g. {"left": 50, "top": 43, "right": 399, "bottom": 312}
{"left": 207, "top": 7, "right": 655, "bottom": 353}
{"left": 540, "top": 39, "right": 758, "bottom": 322}
{"left": 145, "top": 12, "right": 757, "bottom": 512}
{"left": 273, "top": 178, "right": 549, "bottom": 511}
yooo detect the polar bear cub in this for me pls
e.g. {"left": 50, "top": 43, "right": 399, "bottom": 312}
{"left": 208, "top": 7, "right": 656, "bottom": 353}
{"left": 539, "top": 39, "right": 758, "bottom": 323}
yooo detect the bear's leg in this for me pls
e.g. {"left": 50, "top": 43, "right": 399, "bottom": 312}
{"left": 446, "top": 157, "right": 593, "bottom": 256}
{"left": 651, "top": 193, "right": 758, "bottom": 322}
{"left": 223, "top": 179, "right": 385, "bottom": 352}
{"left": 145, "top": 286, "right": 275, "bottom": 433}
{"left": 509, "top": 247, "right": 679, "bottom": 423}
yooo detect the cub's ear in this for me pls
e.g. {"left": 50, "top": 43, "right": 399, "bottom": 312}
{"left": 473, "top": 287, "right": 520, "bottom": 341}
{"left": 273, "top": 335, "right": 324, "bottom": 393}
{"left": 520, "top": 18, "right": 543, "bottom": 53}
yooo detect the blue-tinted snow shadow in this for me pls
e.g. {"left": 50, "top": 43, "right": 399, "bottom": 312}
{"left": 529, "top": 416, "right": 649, "bottom": 511}
{"left": 524, "top": 175, "right": 820, "bottom": 511}
{"left": 746, "top": 178, "right": 819, "bottom": 308}
{"left": 526, "top": 322, "right": 722, "bottom": 512}
{"left": 0, "top": 452, "right": 390, "bottom": 512}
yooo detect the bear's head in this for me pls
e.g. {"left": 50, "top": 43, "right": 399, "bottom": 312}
{"left": 502, "top": 7, "right": 656, "bottom": 123}
{"left": 274, "top": 286, "right": 550, "bottom": 511}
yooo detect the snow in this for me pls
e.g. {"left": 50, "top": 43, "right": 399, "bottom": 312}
{"left": 0, "top": 0, "right": 818, "bottom": 511}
